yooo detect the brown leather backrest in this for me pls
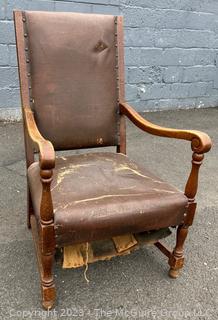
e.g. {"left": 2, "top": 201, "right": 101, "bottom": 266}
{"left": 14, "top": 11, "right": 125, "bottom": 150}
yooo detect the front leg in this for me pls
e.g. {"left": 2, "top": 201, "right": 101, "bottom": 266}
{"left": 41, "top": 253, "right": 56, "bottom": 310}
{"left": 168, "top": 224, "right": 188, "bottom": 278}
{"left": 169, "top": 152, "right": 204, "bottom": 278}
{"left": 39, "top": 169, "right": 56, "bottom": 309}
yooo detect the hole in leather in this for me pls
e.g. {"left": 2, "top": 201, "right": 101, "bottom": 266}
{"left": 94, "top": 40, "right": 108, "bottom": 52}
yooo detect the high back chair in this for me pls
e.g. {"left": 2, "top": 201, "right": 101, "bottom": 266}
{"left": 14, "top": 11, "right": 211, "bottom": 309}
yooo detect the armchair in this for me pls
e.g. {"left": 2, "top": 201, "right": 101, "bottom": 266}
{"left": 14, "top": 10, "right": 211, "bottom": 309}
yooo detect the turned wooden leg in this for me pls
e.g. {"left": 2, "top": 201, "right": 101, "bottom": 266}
{"left": 168, "top": 152, "right": 204, "bottom": 278}
{"left": 39, "top": 168, "right": 56, "bottom": 309}
{"left": 41, "top": 253, "right": 56, "bottom": 310}
{"left": 30, "top": 215, "right": 56, "bottom": 309}
{"left": 168, "top": 224, "right": 189, "bottom": 278}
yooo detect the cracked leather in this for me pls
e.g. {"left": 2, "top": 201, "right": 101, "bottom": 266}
{"left": 28, "top": 152, "right": 188, "bottom": 246}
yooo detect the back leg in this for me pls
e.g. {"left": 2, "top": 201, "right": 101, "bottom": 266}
{"left": 27, "top": 183, "right": 33, "bottom": 229}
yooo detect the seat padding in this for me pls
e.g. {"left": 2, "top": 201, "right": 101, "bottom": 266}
{"left": 28, "top": 152, "right": 188, "bottom": 246}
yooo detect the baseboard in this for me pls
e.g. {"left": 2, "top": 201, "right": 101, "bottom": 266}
{"left": 0, "top": 107, "right": 22, "bottom": 122}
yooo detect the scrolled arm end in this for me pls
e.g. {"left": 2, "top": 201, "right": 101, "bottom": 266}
{"left": 38, "top": 140, "right": 55, "bottom": 170}
{"left": 190, "top": 131, "right": 212, "bottom": 154}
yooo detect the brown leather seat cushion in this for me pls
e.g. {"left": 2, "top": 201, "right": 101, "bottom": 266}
{"left": 28, "top": 152, "right": 188, "bottom": 246}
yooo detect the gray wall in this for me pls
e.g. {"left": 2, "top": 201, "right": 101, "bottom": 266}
{"left": 1, "top": 0, "right": 218, "bottom": 120}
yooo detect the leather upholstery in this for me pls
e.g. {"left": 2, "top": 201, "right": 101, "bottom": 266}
{"left": 28, "top": 152, "right": 188, "bottom": 246}
{"left": 25, "top": 11, "right": 118, "bottom": 150}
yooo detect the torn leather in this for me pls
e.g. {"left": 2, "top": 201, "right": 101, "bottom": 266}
{"left": 62, "top": 228, "right": 171, "bottom": 269}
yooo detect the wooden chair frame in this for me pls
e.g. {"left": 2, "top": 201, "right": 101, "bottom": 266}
{"left": 14, "top": 11, "right": 212, "bottom": 309}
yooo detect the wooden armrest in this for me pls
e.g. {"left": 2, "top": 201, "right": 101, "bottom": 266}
{"left": 24, "top": 106, "right": 55, "bottom": 170}
{"left": 120, "top": 102, "right": 212, "bottom": 154}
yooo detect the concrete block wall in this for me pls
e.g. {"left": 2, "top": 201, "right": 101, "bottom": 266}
{"left": 123, "top": 0, "right": 218, "bottom": 111}
{"left": 0, "top": 0, "right": 218, "bottom": 119}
